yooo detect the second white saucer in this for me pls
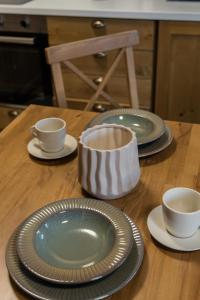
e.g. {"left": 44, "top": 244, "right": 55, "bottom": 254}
{"left": 27, "top": 135, "right": 77, "bottom": 160}
{"left": 147, "top": 205, "right": 200, "bottom": 251}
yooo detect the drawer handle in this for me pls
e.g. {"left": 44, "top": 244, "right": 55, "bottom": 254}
{"left": 92, "top": 103, "right": 107, "bottom": 113}
{"left": 93, "top": 76, "right": 103, "bottom": 85}
{"left": 94, "top": 52, "right": 107, "bottom": 59}
{"left": 0, "top": 15, "right": 4, "bottom": 26}
{"left": 92, "top": 20, "right": 105, "bottom": 29}
{"left": 8, "top": 110, "right": 20, "bottom": 117}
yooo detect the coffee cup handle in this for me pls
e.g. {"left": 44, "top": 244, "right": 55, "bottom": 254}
{"left": 30, "top": 125, "right": 38, "bottom": 138}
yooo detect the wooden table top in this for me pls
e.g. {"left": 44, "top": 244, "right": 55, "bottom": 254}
{"left": 0, "top": 104, "right": 199, "bottom": 300}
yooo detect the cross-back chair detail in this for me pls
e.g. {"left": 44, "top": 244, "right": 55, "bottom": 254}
{"left": 45, "top": 30, "right": 139, "bottom": 111}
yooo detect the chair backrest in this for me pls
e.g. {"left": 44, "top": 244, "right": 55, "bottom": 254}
{"left": 45, "top": 30, "right": 139, "bottom": 111}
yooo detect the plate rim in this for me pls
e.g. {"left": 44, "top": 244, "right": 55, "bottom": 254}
{"left": 86, "top": 108, "right": 165, "bottom": 145}
{"left": 17, "top": 198, "right": 133, "bottom": 284}
{"left": 138, "top": 126, "right": 173, "bottom": 158}
{"left": 6, "top": 215, "right": 144, "bottom": 300}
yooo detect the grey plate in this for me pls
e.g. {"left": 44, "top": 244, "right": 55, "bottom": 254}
{"left": 138, "top": 126, "right": 173, "bottom": 158}
{"left": 17, "top": 198, "right": 133, "bottom": 284}
{"left": 6, "top": 216, "right": 144, "bottom": 300}
{"left": 86, "top": 109, "right": 165, "bottom": 145}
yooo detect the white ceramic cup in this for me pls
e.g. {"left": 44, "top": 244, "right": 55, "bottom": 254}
{"left": 78, "top": 124, "right": 140, "bottom": 200}
{"left": 31, "top": 117, "right": 66, "bottom": 153}
{"left": 162, "top": 187, "right": 200, "bottom": 238}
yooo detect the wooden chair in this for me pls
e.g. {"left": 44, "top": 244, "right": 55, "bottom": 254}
{"left": 45, "top": 30, "right": 139, "bottom": 111}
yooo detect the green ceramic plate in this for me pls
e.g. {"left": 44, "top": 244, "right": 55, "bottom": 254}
{"left": 6, "top": 215, "right": 144, "bottom": 300}
{"left": 86, "top": 109, "right": 165, "bottom": 145}
{"left": 17, "top": 198, "right": 133, "bottom": 284}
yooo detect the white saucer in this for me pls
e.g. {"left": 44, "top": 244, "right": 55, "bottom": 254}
{"left": 27, "top": 135, "right": 77, "bottom": 160}
{"left": 147, "top": 205, "right": 200, "bottom": 251}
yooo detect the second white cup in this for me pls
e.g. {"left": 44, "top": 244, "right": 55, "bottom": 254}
{"left": 162, "top": 187, "right": 200, "bottom": 238}
{"left": 31, "top": 117, "right": 66, "bottom": 153}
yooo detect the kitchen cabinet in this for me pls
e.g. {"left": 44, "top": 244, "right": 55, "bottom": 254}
{"left": 1, "top": 17, "right": 200, "bottom": 131}
{"left": 0, "top": 105, "right": 23, "bottom": 131}
{"left": 47, "top": 17, "right": 155, "bottom": 111}
{"left": 155, "top": 21, "right": 200, "bottom": 123}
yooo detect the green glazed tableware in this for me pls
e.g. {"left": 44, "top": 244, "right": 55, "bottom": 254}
{"left": 86, "top": 108, "right": 165, "bottom": 145}
{"left": 6, "top": 215, "right": 144, "bottom": 300}
{"left": 17, "top": 198, "right": 133, "bottom": 284}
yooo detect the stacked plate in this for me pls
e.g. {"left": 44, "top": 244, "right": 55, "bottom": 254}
{"left": 86, "top": 109, "right": 173, "bottom": 158}
{"left": 6, "top": 198, "right": 144, "bottom": 300}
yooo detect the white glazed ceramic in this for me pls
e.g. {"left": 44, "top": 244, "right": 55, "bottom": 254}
{"left": 27, "top": 135, "right": 77, "bottom": 160}
{"left": 78, "top": 124, "right": 140, "bottom": 200}
{"left": 162, "top": 187, "right": 200, "bottom": 238}
{"left": 31, "top": 118, "right": 66, "bottom": 153}
{"left": 147, "top": 205, "right": 200, "bottom": 251}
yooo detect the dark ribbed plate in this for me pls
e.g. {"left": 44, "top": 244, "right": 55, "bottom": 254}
{"left": 6, "top": 215, "right": 144, "bottom": 300}
{"left": 138, "top": 126, "right": 173, "bottom": 158}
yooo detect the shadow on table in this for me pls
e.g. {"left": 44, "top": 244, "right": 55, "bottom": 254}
{"left": 28, "top": 149, "right": 77, "bottom": 166}
{"left": 150, "top": 236, "right": 200, "bottom": 265}
{"left": 140, "top": 139, "right": 177, "bottom": 166}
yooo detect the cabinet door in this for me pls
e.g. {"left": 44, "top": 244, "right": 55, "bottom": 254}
{"left": 47, "top": 17, "right": 155, "bottom": 111}
{"left": 155, "top": 21, "right": 200, "bottom": 123}
{"left": 0, "top": 106, "right": 23, "bottom": 131}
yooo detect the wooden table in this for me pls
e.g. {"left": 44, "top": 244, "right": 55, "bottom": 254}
{"left": 0, "top": 104, "right": 199, "bottom": 300}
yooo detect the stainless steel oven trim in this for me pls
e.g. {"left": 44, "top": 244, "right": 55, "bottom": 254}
{"left": 0, "top": 36, "right": 34, "bottom": 45}
{"left": 0, "top": 103, "right": 26, "bottom": 109}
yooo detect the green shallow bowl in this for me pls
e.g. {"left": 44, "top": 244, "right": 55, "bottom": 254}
{"left": 86, "top": 108, "right": 165, "bottom": 145}
{"left": 6, "top": 215, "right": 144, "bottom": 300}
{"left": 17, "top": 198, "right": 133, "bottom": 284}
{"left": 35, "top": 209, "right": 116, "bottom": 270}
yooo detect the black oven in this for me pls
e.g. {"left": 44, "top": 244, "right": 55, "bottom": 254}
{"left": 0, "top": 14, "right": 52, "bottom": 108}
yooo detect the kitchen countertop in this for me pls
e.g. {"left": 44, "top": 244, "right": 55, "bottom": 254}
{"left": 1, "top": 0, "right": 200, "bottom": 21}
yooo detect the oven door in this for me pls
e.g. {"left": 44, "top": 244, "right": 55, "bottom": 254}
{"left": 0, "top": 32, "right": 52, "bottom": 106}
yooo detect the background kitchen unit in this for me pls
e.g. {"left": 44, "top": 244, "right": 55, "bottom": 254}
{"left": 1, "top": 13, "right": 200, "bottom": 130}
{"left": 0, "top": 14, "right": 52, "bottom": 130}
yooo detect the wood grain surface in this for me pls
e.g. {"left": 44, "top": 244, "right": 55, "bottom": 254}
{"left": 155, "top": 21, "right": 200, "bottom": 123}
{"left": 0, "top": 105, "right": 199, "bottom": 300}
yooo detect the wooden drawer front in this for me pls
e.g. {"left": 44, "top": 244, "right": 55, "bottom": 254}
{"left": 47, "top": 17, "right": 155, "bottom": 50}
{"left": 62, "top": 71, "right": 151, "bottom": 110}
{"left": 0, "top": 106, "right": 23, "bottom": 131}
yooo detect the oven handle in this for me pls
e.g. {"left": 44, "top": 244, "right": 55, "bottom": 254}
{"left": 0, "top": 36, "right": 34, "bottom": 45}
